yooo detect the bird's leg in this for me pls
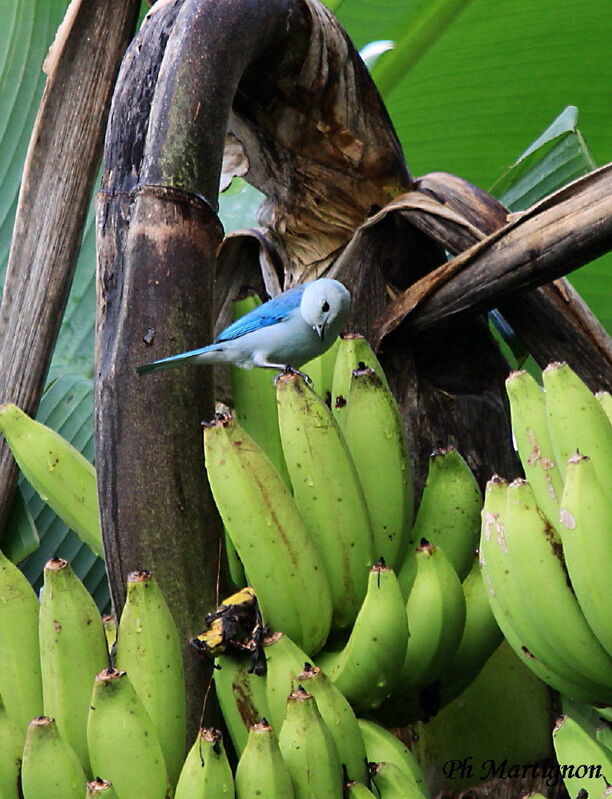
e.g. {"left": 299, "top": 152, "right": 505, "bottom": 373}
{"left": 267, "top": 363, "right": 314, "bottom": 387}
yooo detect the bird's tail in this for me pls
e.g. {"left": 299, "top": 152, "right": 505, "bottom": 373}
{"left": 136, "top": 345, "right": 220, "bottom": 376}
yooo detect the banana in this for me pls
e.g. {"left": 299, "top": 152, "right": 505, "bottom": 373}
{"left": 276, "top": 371, "right": 373, "bottom": 629}
{"left": 596, "top": 391, "right": 612, "bottom": 424}
{"left": 39, "top": 558, "right": 108, "bottom": 772}
{"left": 396, "top": 543, "right": 418, "bottom": 601}
{"left": 331, "top": 334, "right": 389, "bottom": 431}
{"left": 174, "top": 727, "right": 235, "bottom": 799}
{"left": 552, "top": 714, "right": 612, "bottom": 799}
{"left": 0, "top": 696, "right": 23, "bottom": 799}
{"left": 278, "top": 687, "right": 343, "bottom": 799}
{"left": 0, "top": 404, "right": 102, "bottom": 556}
{"left": 396, "top": 542, "right": 466, "bottom": 700}
{"left": 343, "top": 365, "right": 413, "bottom": 570}
{"left": 213, "top": 651, "right": 270, "bottom": 756}
{"left": 264, "top": 631, "right": 311, "bottom": 733}
{"left": 436, "top": 555, "right": 503, "bottom": 706}
{"left": 230, "top": 294, "right": 290, "bottom": 485}
{"left": 224, "top": 529, "right": 247, "bottom": 589}
{"left": 316, "top": 562, "right": 408, "bottom": 712}
{"left": 87, "top": 668, "right": 169, "bottom": 799}
{"left": 302, "top": 336, "right": 340, "bottom": 403}
{"left": 344, "top": 780, "right": 378, "bottom": 798}
{"left": 102, "top": 614, "right": 117, "bottom": 657}
{"left": 21, "top": 716, "right": 85, "bottom": 799}
{"left": 295, "top": 663, "right": 368, "bottom": 784}
{"left": 357, "top": 719, "right": 426, "bottom": 789}
{"left": 409, "top": 449, "right": 482, "bottom": 581}
{"left": 234, "top": 720, "right": 295, "bottom": 799}
{"left": 558, "top": 454, "right": 612, "bottom": 659}
{"left": 543, "top": 361, "right": 612, "bottom": 489}
{"left": 503, "top": 479, "right": 612, "bottom": 693}
{"left": 86, "top": 779, "right": 119, "bottom": 798}
{"left": 505, "top": 369, "right": 563, "bottom": 527}
{"left": 0, "top": 547, "right": 42, "bottom": 731}
{"left": 479, "top": 477, "right": 612, "bottom": 704}
{"left": 114, "top": 570, "right": 185, "bottom": 787}
{"left": 203, "top": 414, "right": 333, "bottom": 654}
{"left": 370, "top": 761, "right": 429, "bottom": 799}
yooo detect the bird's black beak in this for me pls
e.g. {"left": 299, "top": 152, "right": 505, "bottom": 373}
{"left": 314, "top": 322, "right": 326, "bottom": 341}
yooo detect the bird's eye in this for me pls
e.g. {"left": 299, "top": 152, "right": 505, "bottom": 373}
{"left": 322, "top": 301, "right": 330, "bottom": 312}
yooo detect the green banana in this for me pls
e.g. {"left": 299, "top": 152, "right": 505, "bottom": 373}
{"left": 596, "top": 390, "right": 612, "bottom": 424}
{"left": 86, "top": 779, "right": 119, "bottom": 798}
{"left": 558, "top": 454, "right": 612, "bottom": 659}
{"left": 503, "top": 479, "right": 612, "bottom": 694}
{"left": 543, "top": 361, "right": 612, "bottom": 489}
{"left": 39, "top": 558, "right": 108, "bottom": 772}
{"left": 278, "top": 687, "right": 343, "bottom": 799}
{"left": 552, "top": 714, "right": 612, "bottom": 799}
{"left": 0, "top": 696, "right": 23, "bottom": 799}
{"left": 343, "top": 365, "right": 413, "bottom": 570}
{"left": 302, "top": 336, "right": 341, "bottom": 403}
{"left": 276, "top": 371, "right": 374, "bottom": 629}
{"left": 397, "top": 542, "right": 466, "bottom": 697}
{"left": 213, "top": 651, "right": 270, "bottom": 756}
{"left": 409, "top": 449, "right": 482, "bottom": 581}
{"left": 234, "top": 720, "right": 295, "bottom": 799}
{"left": 331, "top": 334, "right": 389, "bottom": 431}
{"left": 114, "top": 570, "right": 185, "bottom": 787}
{"left": 102, "top": 613, "right": 117, "bottom": 656}
{"left": 344, "top": 780, "right": 378, "bottom": 798}
{"left": 230, "top": 294, "right": 290, "bottom": 485}
{"left": 0, "top": 404, "right": 102, "bottom": 556}
{"left": 264, "top": 631, "right": 311, "bottom": 733}
{"left": 204, "top": 414, "right": 333, "bottom": 654}
{"left": 396, "top": 542, "right": 417, "bottom": 601}
{"left": 436, "top": 555, "right": 503, "bottom": 706}
{"left": 174, "top": 727, "right": 235, "bottom": 799}
{"left": 316, "top": 562, "right": 408, "bottom": 712}
{"left": 505, "top": 369, "right": 563, "bottom": 526}
{"left": 479, "top": 477, "right": 612, "bottom": 704}
{"left": 21, "top": 716, "right": 85, "bottom": 799}
{"left": 223, "top": 529, "right": 247, "bottom": 589}
{"left": 0, "top": 547, "right": 42, "bottom": 731}
{"left": 87, "top": 668, "right": 169, "bottom": 799}
{"left": 357, "top": 719, "right": 427, "bottom": 792}
{"left": 370, "top": 761, "right": 429, "bottom": 799}
{"left": 295, "top": 663, "right": 368, "bottom": 783}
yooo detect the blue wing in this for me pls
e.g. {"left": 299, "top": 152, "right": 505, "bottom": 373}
{"left": 215, "top": 285, "right": 306, "bottom": 343}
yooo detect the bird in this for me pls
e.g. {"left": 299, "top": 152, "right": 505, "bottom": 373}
{"left": 136, "top": 278, "right": 351, "bottom": 377}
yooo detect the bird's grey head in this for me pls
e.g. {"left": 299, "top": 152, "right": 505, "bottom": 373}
{"left": 300, "top": 279, "right": 351, "bottom": 342}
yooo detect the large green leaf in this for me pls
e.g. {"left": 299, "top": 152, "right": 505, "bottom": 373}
{"left": 359, "top": 0, "right": 612, "bottom": 329}
{"left": 0, "top": 0, "right": 67, "bottom": 280}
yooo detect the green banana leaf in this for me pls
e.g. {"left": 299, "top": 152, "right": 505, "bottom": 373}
{"left": 328, "top": 0, "right": 611, "bottom": 331}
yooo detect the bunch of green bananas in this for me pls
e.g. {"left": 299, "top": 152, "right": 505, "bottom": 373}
{"left": 205, "top": 306, "right": 503, "bottom": 726}
{"left": 0, "top": 557, "right": 222, "bottom": 799}
{"left": 480, "top": 363, "right": 612, "bottom": 708}
{"left": 215, "top": 630, "right": 430, "bottom": 798}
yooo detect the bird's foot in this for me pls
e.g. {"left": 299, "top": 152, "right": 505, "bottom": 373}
{"left": 273, "top": 365, "right": 313, "bottom": 388}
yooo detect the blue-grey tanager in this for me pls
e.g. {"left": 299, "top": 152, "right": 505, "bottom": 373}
{"left": 137, "top": 278, "right": 350, "bottom": 375}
